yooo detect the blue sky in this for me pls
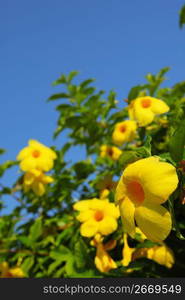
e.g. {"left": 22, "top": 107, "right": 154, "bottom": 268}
{"left": 0, "top": 0, "right": 185, "bottom": 212}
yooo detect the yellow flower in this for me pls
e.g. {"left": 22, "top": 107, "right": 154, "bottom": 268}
{"left": 0, "top": 262, "right": 24, "bottom": 278}
{"left": 147, "top": 245, "right": 175, "bottom": 268}
{"left": 99, "top": 189, "right": 110, "bottom": 199}
{"left": 96, "top": 175, "right": 117, "bottom": 199}
{"left": 23, "top": 169, "right": 53, "bottom": 196}
{"left": 122, "top": 234, "right": 174, "bottom": 269}
{"left": 73, "top": 198, "right": 120, "bottom": 237}
{"left": 91, "top": 234, "right": 117, "bottom": 273}
{"left": 115, "top": 156, "right": 178, "bottom": 242}
{"left": 112, "top": 120, "right": 137, "bottom": 145}
{"left": 100, "top": 145, "right": 122, "bottom": 161}
{"left": 122, "top": 233, "right": 135, "bottom": 267}
{"left": 128, "top": 96, "right": 169, "bottom": 126}
{"left": 17, "top": 139, "right": 57, "bottom": 172}
{"left": 122, "top": 229, "right": 147, "bottom": 267}
{"left": 132, "top": 245, "right": 175, "bottom": 269}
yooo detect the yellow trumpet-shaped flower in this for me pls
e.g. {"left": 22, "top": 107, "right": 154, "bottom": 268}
{"left": 0, "top": 262, "right": 25, "bottom": 278}
{"left": 122, "top": 234, "right": 174, "bottom": 269}
{"left": 112, "top": 120, "right": 137, "bottom": 145}
{"left": 91, "top": 234, "right": 117, "bottom": 273}
{"left": 122, "top": 233, "right": 135, "bottom": 267}
{"left": 128, "top": 96, "right": 169, "bottom": 126}
{"left": 99, "top": 189, "right": 110, "bottom": 199}
{"left": 121, "top": 227, "right": 146, "bottom": 268}
{"left": 96, "top": 175, "right": 117, "bottom": 199}
{"left": 17, "top": 139, "right": 57, "bottom": 172}
{"left": 133, "top": 245, "right": 175, "bottom": 269}
{"left": 115, "top": 156, "right": 178, "bottom": 242}
{"left": 147, "top": 245, "right": 174, "bottom": 268}
{"left": 73, "top": 198, "right": 120, "bottom": 237}
{"left": 23, "top": 169, "right": 53, "bottom": 196}
{"left": 100, "top": 145, "right": 122, "bottom": 161}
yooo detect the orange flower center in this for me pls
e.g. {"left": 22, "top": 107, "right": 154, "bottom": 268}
{"left": 94, "top": 210, "right": 104, "bottom": 221}
{"left": 127, "top": 181, "right": 145, "bottom": 205}
{"left": 32, "top": 150, "right": 40, "bottom": 158}
{"left": 141, "top": 98, "right": 151, "bottom": 108}
{"left": 107, "top": 148, "right": 113, "bottom": 157}
{"left": 119, "top": 125, "right": 127, "bottom": 133}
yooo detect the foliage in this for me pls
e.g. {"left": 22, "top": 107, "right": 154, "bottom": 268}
{"left": 179, "top": 4, "right": 185, "bottom": 28}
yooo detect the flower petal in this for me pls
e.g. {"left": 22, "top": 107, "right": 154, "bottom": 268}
{"left": 20, "top": 157, "right": 37, "bottom": 172}
{"left": 76, "top": 210, "right": 94, "bottom": 222}
{"left": 32, "top": 181, "right": 45, "bottom": 196}
{"left": 36, "top": 157, "right": 54, "bottom": 172}
{"left": 80, "top": 220, "right": 99, "bottom": 237}
{"left": 135, "top": 203, "right": 172, "bottom": 242}
{"left": 150, "top": 98, "right": 169, "bottom": 114}
{"left": 148, "top": 245, "right": 174, "bottom": 268}
{"left": 42, "top": 175, "right": 54, "bottom": 184}
{"left": 98, "top": 216, "right": 118, "bottom": 235}
{"left": 115, "top": 174, "right": 127, "bottom": 204}
{"left": 16, "top": 147, "right": 31, "bottom": 160}
{"left": 95, "top": 244, "right": 117, "bottom": 272}
{"left": 73, "top": 200, "right": 92, "bottom": 211}
{"left": 122, "top": 234, "right": 135, "bottom": 267}
{"left": 112, "top": 147, "right": 122, "bottom": 160}
{"left": 24, "top": 172, "right": 35, "bottom": 185}
{"left": 90, "top": 199, "right": 108, "bottom": 210}
{"left": 104, "top": 203, "right": 120, "bottom": 218}
{"left": 119, "top": 197, "right": 136, "bottom": 238}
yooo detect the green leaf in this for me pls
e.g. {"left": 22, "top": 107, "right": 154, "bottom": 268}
{"left": 55, "top": 104, "right": 72, "bottom": 111}
{"left": 56, "top": 227, "right": 74, "bottom": 246}
{"left": 48, "top": 93, "right": 69, "bottom": 101}
{"left": 169, "top": 117, "right": 185, "bottom": 162}
{"left": 135, "top": 146, "right": 151, "bottom": 158}
{"left": 65, "top": 116, "right": 83, "bottom": 129}
{"left": 80, "top": 79, "right": 95, "bottom": 89}
{"left": 65, "top": 257, "right": 97, "bottom": 278}
{"left": 50, "top": 245, "right": 71, "bottom": 261}
{"left": 143, "top": 135, "right": 152, "bottom": 151}
{"left": 135, "top": 135, "right": 152, "bottom": 158}
{"left": 0, "top": 160, "right": 17, "bottom": 177}
{"left": 155, "top": 67, "right": 170, "bottom": 79}
{"left": 21, "top": 256, "right": 34, "bottom": 275}
{"left": 136, "top": 240, "right": 157, "bottom": 248}
{"left": 18, "top": 236, "right": 32, "bottom": 247}
{"left": 179, "top": 5, "right": 185, "bottom": 28}
{"left": 119, "top": 151, "right": 139, "bottom": 168}
{"left": 67, "top": 71, "right": 79, "bottom": 83}
{"left": 53, "top": 126, "right": 63, "bottom": 139}
{"left": 48, "top": 260, "right": 64, "bottom": 276}
{"left": 29, "top": 218, "right": 42, "bottom": 242}
{"left": 52, "top": 74, "right": 67, "bottom": 86}
{"left": 171, "top": 81, "right": 185, "bottom": 98}
{"left": 0, "top": 148, "right": 5, "bottom": 155}
{"left": 158, "top": 152, "right": 176, "bottom": 165}
{"left": 146, "top": 67, "right": 170, "bottom": 96}
{"left": 74, "top": 238, "right": 89, "bottom": 269}
{"left": 73, "top": 160, "right": 95, "bottom": 180}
